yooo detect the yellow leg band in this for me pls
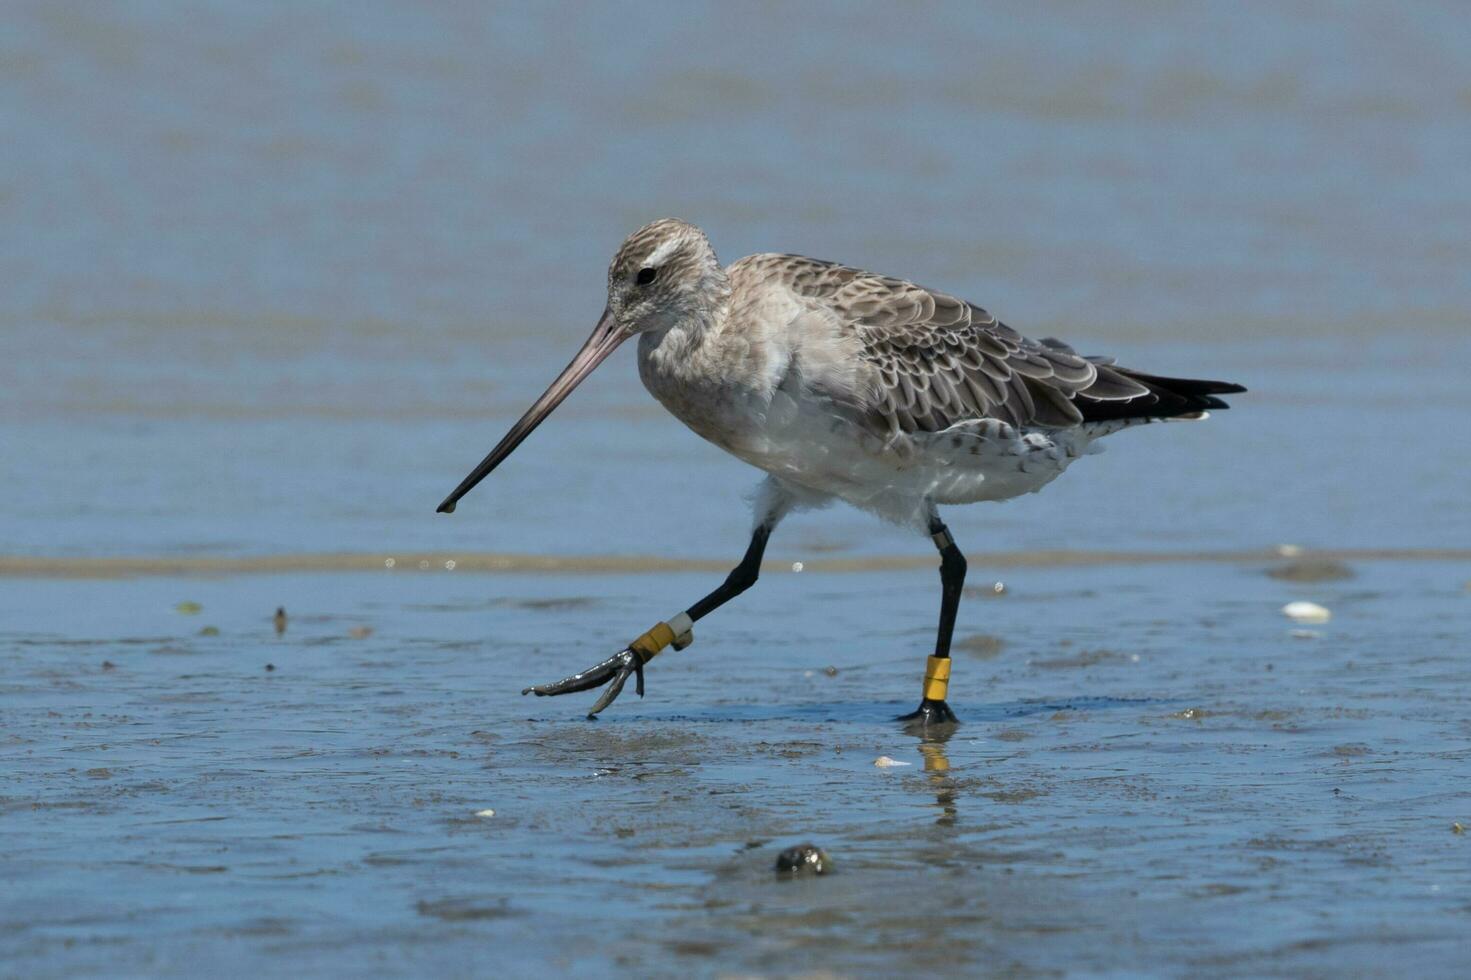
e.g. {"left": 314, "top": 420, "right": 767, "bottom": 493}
{"left": 629, "top": 622, "right": 675, "bottom": 663}
{"left": 627, "top": 613, "right": 695, "bottom": 663}
{"left": 922, "top": 655, "right": 951, "bottom": 701}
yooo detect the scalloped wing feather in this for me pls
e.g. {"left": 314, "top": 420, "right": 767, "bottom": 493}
{"left": 752, "top": 254, "right": 1156, "bottom": 437}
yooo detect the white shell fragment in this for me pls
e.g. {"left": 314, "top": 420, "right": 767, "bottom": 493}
{"left": 474, "top": 809, "right": 496, "bottom": 818}
{"left": 1282, "top": 601, "right": 1331, "bottom": 624}
{"left": 873, "top": 756, "right": 911, "bottom": 768}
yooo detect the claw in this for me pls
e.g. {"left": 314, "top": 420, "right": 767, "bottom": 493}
{"left": 522, "top": 647, "right": 647, "bottom": 718}
{"left": 521, "top": 649, "right": 629, "bottom": 698}
{"left": 585, "top": 662, "right": 634, "bottom": 718}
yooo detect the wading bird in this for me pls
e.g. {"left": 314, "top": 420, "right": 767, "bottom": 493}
{"left": 438, "top": 219, "right": 1244, "bottom": 725}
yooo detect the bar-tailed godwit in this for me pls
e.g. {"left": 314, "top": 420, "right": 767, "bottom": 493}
{"left": 439, "top": 219, "right": 1245, "bottom": 725}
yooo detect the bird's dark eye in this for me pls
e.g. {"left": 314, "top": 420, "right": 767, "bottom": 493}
{"left": 636, "top": 266, "right": 657, "bottom": 286}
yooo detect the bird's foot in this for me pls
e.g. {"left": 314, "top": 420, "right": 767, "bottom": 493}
{"left": 522, "top": 648, "right": 645, "bottom": 719}
{"left": 899, "top": 656, "right": 959, "bottom": 728}
{"left": 898, "top": 698, "right": 960, "bottom": 729}
{"left": 521, "top": 615, "right": 693, "bottom": 719}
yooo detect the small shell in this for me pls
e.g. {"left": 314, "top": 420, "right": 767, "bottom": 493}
{"left": 873, "top": 755, "right": 911, "bottom": 768}
{"left": 474, "top": 809, "right": 495, "bottom": 818}
{"left": 1282, "top": 601, "right": 1331, "bottom": 624}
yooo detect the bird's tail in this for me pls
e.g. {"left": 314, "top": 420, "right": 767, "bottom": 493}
{"left": 1078, "top": 371, "right": 1247, "bottom": 423}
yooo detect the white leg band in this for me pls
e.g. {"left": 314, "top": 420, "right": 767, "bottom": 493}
{"left": 667, "top": 612, "right": 695, "bottom": 650}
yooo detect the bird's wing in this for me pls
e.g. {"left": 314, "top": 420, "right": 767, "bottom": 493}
{"left": 754, "top": 254, "right": 1154, "bottom": 438}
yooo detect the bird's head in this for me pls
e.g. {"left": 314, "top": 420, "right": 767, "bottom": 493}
{"left": 605, "top": 217, "right": 724, "bottom": 336}
{"left": 436, "top": 219, "right": 721, "bottom": 514}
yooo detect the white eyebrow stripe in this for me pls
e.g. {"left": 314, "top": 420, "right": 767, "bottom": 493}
{"left": 642, "top": 238, "right": 682, "bottom": 268}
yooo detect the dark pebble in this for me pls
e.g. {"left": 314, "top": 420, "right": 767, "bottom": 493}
{"left": 775, "top": 843, "right": 831, "bottom": 876}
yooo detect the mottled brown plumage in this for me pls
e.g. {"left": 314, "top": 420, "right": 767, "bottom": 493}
{"left": 729, "top": 251, "right": 1236, "bottom": 441}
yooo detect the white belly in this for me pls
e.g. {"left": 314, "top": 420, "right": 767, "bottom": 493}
{"left": 646, "top": 366, "right": 1105, "bottom": 527}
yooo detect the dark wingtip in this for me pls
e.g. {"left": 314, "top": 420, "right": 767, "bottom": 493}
{"left": 436, "top": 499, "right": 457, "bottom": 514}
{"left": 1079, "top": 373, "right": 1247, "bottom": 422}
{"left": 1196, "top": 381, "right": 1246, "bottom": 409}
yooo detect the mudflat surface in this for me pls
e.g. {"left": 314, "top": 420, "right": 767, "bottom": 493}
{"left": 5, "top": 557, "right": 1469, "bottom": 976}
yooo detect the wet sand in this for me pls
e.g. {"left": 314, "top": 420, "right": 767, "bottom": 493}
{"left": 5, "top": 547, "right": 1471, "bottom": 579}
{"left": 5, "top": 557, "right": 1469, "bottom": 975}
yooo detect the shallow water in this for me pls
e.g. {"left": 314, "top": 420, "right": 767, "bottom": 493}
{"left": 4, "top": 1, "right": 1471, "bottom": 976}
{"left": 5, "top": 558, "right": 1471, "bottom": 976}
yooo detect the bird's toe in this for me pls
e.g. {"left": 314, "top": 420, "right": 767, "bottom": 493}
{"left": 898, "top": 698, "right": 960, "bottom": 729}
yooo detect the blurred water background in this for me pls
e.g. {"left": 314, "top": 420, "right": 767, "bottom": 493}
{"left": 3, "top": 1, "right": 1468, "bottom": 561}
{"left": 3, "top": 2, "right": 1470, "bottom": 976}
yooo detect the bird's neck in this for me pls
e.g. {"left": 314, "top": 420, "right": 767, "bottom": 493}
{"left": 637, "top": 280, "right": 734, "bottom": 383}
{"left": 638, "top": 307, "right": 722, "bottom": 383}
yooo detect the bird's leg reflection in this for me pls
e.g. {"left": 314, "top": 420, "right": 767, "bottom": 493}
{"left": 916, "top": 726, "right": 959, "bottom": 827}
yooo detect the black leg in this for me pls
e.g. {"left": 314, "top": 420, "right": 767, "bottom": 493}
{"left": 899, "top": 513, "right": 965, "bottom": 727}
{"left": 523, "top": 521, "right": 775, "bottom": 717}
{"left": 686, "top": 523, "right": 771, "bottom": 622}
{"left": 932, "top": 517, "right": 967, "bottom": 660}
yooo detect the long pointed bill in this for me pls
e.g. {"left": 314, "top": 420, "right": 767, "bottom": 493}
{"left": 437, "top": 307, "right": 626, "bottom": 514}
